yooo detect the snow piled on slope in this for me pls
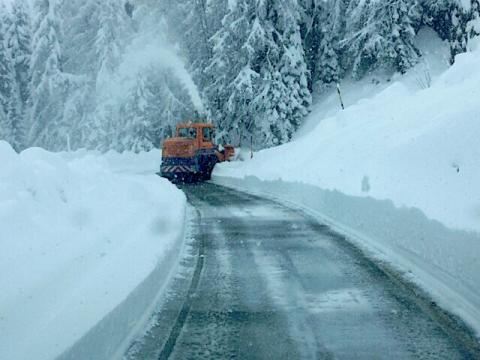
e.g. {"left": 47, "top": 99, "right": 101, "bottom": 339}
{"left": 296, "top": 28, "right": 452, "bottom": 139}
{"left": 0, "top": 143, "right": 185, "bottom": 360}
{"left": 217, "top": 35, "right": 480, "bottom": 233}
{"left": 214, "top": 36, "right": 480, "bottom": 333}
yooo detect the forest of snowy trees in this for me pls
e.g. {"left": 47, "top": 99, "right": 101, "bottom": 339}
{"left": 0, "top": 0, "right": 479, "bottom": 152}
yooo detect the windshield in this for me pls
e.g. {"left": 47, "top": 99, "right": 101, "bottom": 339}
{"left": 177, "top": 127, "right": 197, "bottom": 139}
{"left": 202, "top": 127, "right": 214, "bottom": 141}
{"left": 4, "top": 2, "right": 479, "bottom": 360}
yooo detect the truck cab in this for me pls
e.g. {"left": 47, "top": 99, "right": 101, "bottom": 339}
{"left": 160, "top": 122, "right": 233, "bottom": 182}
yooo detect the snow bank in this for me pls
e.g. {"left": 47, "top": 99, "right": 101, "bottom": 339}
{"left": 0, "top": 143, "right": 185, "bottom": 360}
{"left": 214, "top": 38, "right": 480, "bottom": 334}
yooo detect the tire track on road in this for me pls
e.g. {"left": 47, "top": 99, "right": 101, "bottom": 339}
{"left": 157, "top": 208, "right": 205, "bottom": 360}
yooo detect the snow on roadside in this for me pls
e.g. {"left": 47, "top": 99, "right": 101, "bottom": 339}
{"left": 214, "top": 36, "right": 480, "bottom": 334}
{"left": 0, "top": 142, "right": 185, "bottom": 360}
{"left": 216, "top": 32, "right": 480, "bottom": 234}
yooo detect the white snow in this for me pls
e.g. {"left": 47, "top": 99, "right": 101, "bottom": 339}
{"left": 0, "top": 143, "right": 185, "bottom": 360}
{"left": 214, "top": 32, "right": 480, "bottom": 334}
{"left": 100, "top": 11, "right": 205, "bottom": 113}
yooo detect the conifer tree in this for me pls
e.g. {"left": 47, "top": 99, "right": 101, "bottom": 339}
{"left": 95, "top": 0, "right": 133, "bottom": 92}
{"left": 118, "top": 67, "right": 196, "bottom": 152}
{"left": 7, "top": 1, "right": 32, "bottom": 114}
{"left": 201, "top": 0, "right": 312, "bottom": 148}
{"left": 276, "top": 0, "right": 312, "bottom": 136}
{"left": 0, "top": 5, "right": 24, "bottom": 150}
{"left": 344, "top": 0, "right": 421, "bottom": 78}
{"left": 2, "top": 1, "right": 32, "bottom": 150}
{"left": 0, "top": 5, "right": 12, "bottom": 119}
{"left": 310, "top": 0, "right": 347, "bottom": 85}
{"left": 419, "top": 0, "right": 479, "bottom": 63}
{"left": 251, "top": 0, "right": 311, "bottom": 147}
{"left": 119, "top": 73, "right": 153, "bottom": 152}
{"left": 29, "top": 0, "right": 85, "bottom": 150}
{"left": 205, "top": 0, "right": 259, "bottom": 145}
{"left": 0, "top": 28, "right": 12, "bottom": 144}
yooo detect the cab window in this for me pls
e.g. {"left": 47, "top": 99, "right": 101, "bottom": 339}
{"left": 178, "top": 127, "right": 197, "bottom": 139}
{"left": 203, "top": 127, "right": 214, "bottom": 142}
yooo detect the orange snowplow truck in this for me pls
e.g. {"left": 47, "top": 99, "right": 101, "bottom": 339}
{"left": 160, "top": 122, "right": 234, "bottom": 182}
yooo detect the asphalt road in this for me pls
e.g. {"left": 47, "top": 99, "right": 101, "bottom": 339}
{"left": 124, "top": 183, "right": 479, "bottom": 360}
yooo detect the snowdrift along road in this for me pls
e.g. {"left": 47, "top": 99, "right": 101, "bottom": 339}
{"left": 0, "top": 143, "right": 186, "bottom": 360}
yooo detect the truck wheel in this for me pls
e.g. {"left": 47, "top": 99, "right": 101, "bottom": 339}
{"left": 192, "top": 173, "right": 202, "bottom": 183}
{"left": 202, "top": 160, "right": 216, "bottom": 181}
{"left": 202, "top": 168, "right": 212, "bottom": 181}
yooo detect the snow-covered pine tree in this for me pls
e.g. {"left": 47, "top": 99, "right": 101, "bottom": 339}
{"left": 7, "top": 1, "right": 32, "bottom": 115}
{"left": 29, "top": 0, "right": 62, "bottom": 148}
{"left": 447, "top": 0, "right": 480, "bottom": 62}
{"left": 301, "top": 0, "right": 322, "bottom": 89}
{"left": 94, "top": 0, "right": 133, "bottom": 92}
{"left": 203, "top": 0, "right": 259, "bottom": 146}
{"left": 344, "top": 0, "right": 421, "bottom": 78}
{"left": 468, "top": 0, "right": 480, "bottom": 38}
{"left": 420, "top": 0, "right": 455, "bottom": 40}
{"left": 384, "top": 0, "right": 422, "bottom": 73}
{"left": 254, "top": 68, "right": 286, "bottom": 146}
{"left": 56, "top": 0, "right": 121, "bottom": 150}
{"left": 0, "top": 5, "right": 13, "bottom": 145}
{"left": 60, "top": 0, "right": 98, "bottom": 75}
{"left": 275, "top": 0, "right": 312, "bottom": 138}
{"left": 0, "top": 4, "right": 12, "bottom": 121}
{"left": 118, "top": 67, "right": 196, "bottom": 152}
{"left": 250, "top": 0, "right": 311, "bottom": 147}
{"left": 4, "top": 85, "right": 25, "bottom": 151}
{"left": 2, "top": 1, "right": 32, "bottom": 151}
{"left": 202, "top": 0, "right": 312, "bottom": 148}
{"left": 420, "top": 0, "right": 479, "bottom": 64}
{"left": 118, "top": 72, "right": 153, "bottom": 152}
{"left": 0, "top": 5, "right": 25, "bottom": 151}
{"left": 225, "top": 63, "right": 260, "bottom": 147}
{"left": 29, "top": 0, "right": 86, "bottom": 150}
{"left": 60, "top": 0, "right": 99, "bottom": 137}
{"left": 309, "top": 0, "right": 347, "bottom": 86}
{"left": 91, "top": 0, "right": 134, "bottom": 150}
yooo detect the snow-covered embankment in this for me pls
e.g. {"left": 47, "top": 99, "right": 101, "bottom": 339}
{"left": 0, "top": 143, "right": 185, "bottom": 360}
{"left": 213, "top": 36, "right": 480, "bottom": 335}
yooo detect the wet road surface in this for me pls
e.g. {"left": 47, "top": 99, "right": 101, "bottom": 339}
{"left": 124, "top": 183, "right": 479, "bottom": 359}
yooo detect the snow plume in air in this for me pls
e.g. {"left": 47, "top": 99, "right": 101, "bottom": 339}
{"left": 91, "top": 8, "right": 204, "bottom": 152}
{"left": 147, "top": 10, "right": 202, "bottom": 114}
{"left": 115, "top": 30, "right": 204, "bottom": 113}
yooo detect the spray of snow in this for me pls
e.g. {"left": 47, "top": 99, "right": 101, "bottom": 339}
{"left": 99, "top": 15, "right": 204, "bottom": 113}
